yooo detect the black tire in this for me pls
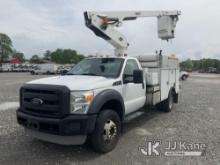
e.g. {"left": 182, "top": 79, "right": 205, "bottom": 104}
{"left": 162, "top": 90, "right": 174, "bottom": 112}
{"left": 181, "top": 75, "right": 187, "bottom": 80}
{"left": 156, "top": 102, "right": 163, "bottom": 111}
{"left": 90, "top": 110, "right": 121, "bottom": 153}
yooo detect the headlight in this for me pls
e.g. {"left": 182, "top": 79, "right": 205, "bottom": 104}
{"left": 70, "top": 91, "right": 94, "bottom": 114}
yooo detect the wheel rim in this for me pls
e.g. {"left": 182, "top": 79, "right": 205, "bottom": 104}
{"left": 169, "top": 93, "right": 174, "bottom": 110}
{"left": 103, "top": 119, "right": 117, "bottom": 142}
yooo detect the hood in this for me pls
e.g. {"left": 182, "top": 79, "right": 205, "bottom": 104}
{"left": 27, "top": 75, "right": 116, "bottom": 91}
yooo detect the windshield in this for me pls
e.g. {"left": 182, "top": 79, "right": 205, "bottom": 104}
{"left": 67, "top": 58, "right": 124, "bottom": 78}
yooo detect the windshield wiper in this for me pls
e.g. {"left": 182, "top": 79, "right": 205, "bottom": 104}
{"left": 63, "top": 73, "right": 75, "bottom": 75}
{"left": 64, "top": 73, "right": 103, "bottom": 77}
{"left": 81, "top": 73, "right": 99, "bottom": 76}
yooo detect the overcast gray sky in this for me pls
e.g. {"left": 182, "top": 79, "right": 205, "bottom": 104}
{"left": 0, "top": 0, "right": 219, "bottom": 60}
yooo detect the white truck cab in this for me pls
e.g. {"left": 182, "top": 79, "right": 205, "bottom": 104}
{"left": 17, "top": 10, "right": 181, "bottom": 153}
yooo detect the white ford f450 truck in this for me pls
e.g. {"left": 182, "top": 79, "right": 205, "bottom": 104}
{"left": 17, "top": 10, "right": 181, "bottom": 153}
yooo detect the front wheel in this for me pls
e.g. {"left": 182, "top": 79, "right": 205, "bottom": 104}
{"left": 90, "top": 110, "right": 121, "bottom": 153}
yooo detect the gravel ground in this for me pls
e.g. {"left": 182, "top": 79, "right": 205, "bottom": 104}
{"left": 0, "top": 72, "right": 220, "bottom": 165}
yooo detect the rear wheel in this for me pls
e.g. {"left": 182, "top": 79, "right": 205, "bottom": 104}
{"left": 157, "top": 90, "right": 174, "bottom": 112}
{"left": 90, "top": 110, "right": 121, "bottom": 153}
{"left": 163, "top": 90, "right": 174, "bottom": 112}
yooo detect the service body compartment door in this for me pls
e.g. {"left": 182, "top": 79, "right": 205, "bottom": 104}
{"left": 169, "top": 69, "right": 176, "bottom": 87}
{"left": 175, "top": 69, "right": 180, "bottom": 93}
{"left": 160, "top": 69, "right": 169, "bottom": 101}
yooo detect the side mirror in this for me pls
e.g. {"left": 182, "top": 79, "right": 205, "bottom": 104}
{"left": 133, "top": 70, "right": 143, "bottom": 84}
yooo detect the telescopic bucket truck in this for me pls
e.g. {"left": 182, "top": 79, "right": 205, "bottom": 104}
{"left": 17, "top": 10, "right": 181, "bottom": 152}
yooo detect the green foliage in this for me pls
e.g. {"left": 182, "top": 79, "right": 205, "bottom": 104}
{"left": 30, "top": 54, "right": 41, "bottom": 63}
{"left": 180, "top": 58, "right": 220, "bottom": 72}
{"left": 180, "top": 59, "right": 193, "bottom": 71}
{"left": 50, "top": 49, "right": 84, "bottom": 64}
{"left": 0, "top": 33, "right": 13, "bottom": 62}
{"left": 29, "top": 49, "right": 85, "bottom": 64}
{"left": 43, "top": 50, "right": 51, "bottom": 60}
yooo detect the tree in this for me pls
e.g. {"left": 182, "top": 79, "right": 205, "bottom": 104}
{"left": 180, "top": 58, "right": 220, "bottom": 72}
{"left": 30, "top": 55, "right": 40, "bottom": 63}
{"left": 50, "top": 48, "right": 84, "bottom": 64}
{"left": 11, "top": 49, "right": 25, "bottom": 62}
{"left": 43, "top": 50, "right": 51, "bottom": 61}
{"left": 180, "top": 59, "right": 193, "bottom": 71}
{"left": 185, "top": 59, "right": 193, "bottom": 70}
{"left": 0, "top": 33, "right": 13, "bottom": 62}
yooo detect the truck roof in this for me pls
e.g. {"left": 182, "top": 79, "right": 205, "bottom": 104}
{"left": 86, "top": 56, "right": 138, "bottom": 60}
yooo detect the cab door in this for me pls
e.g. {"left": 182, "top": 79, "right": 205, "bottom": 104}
{"left": 122, "top": 59, "right": 146, "bottom": 115}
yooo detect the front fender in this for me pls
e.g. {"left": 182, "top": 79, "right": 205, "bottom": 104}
{"left": 87, "top": 89, "right": 125, "bottom": 116}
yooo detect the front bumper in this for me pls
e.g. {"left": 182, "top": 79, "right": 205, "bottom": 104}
{"left": 25, "top": 129, "right": 87, "bottom": 145}
{"left": 17, "top": 110, "right": 97, "bottom": 144}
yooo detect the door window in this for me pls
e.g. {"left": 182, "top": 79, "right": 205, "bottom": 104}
{"left": 123, "top": 60, "right": 139, "bottom": 83}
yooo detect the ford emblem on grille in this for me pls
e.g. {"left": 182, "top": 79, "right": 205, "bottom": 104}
{"left": 31, "top": 98, "right": 43, "bottom": 105}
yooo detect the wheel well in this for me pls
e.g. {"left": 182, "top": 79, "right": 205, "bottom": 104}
{"left": 101, "top": 100, "right": 124, "bottom": 121}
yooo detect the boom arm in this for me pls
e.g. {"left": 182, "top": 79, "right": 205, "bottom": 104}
{"left": 84, "top": 10, "right": 181, "bottom": 57}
